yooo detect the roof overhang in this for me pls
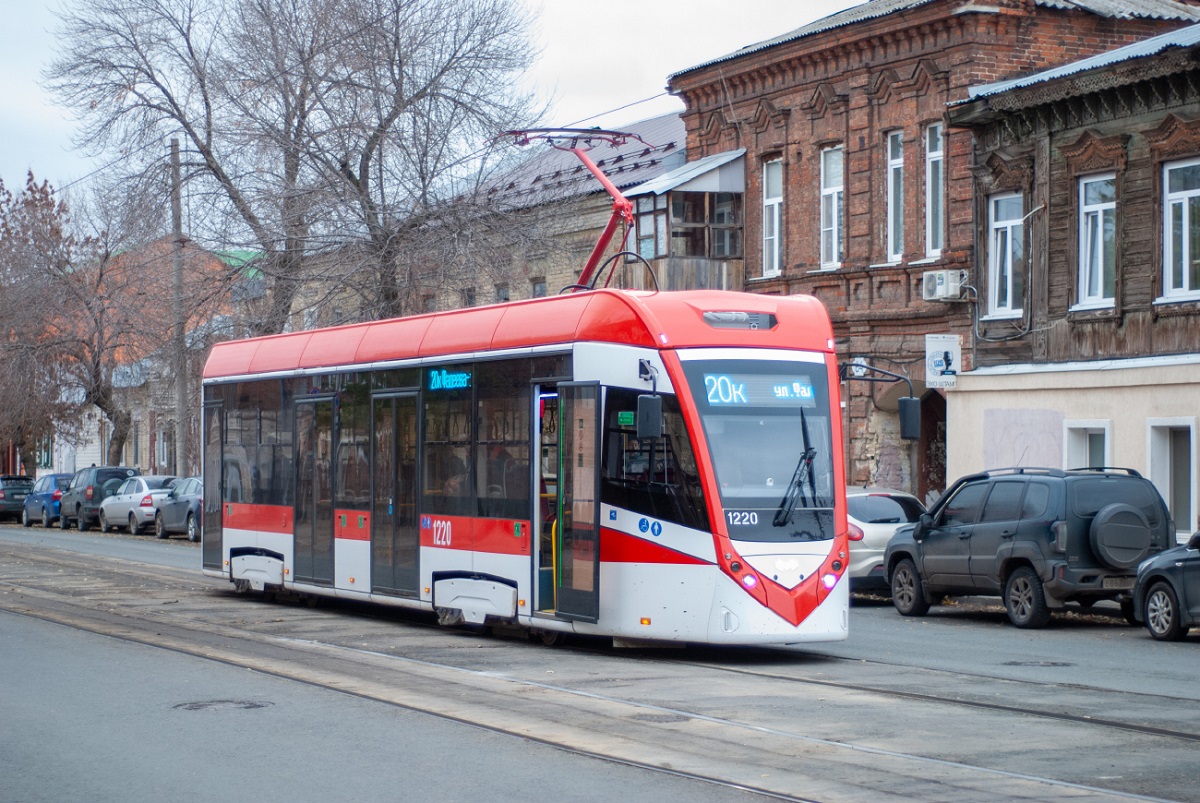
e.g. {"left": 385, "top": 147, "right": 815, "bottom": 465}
{"left": 627, "top": 149, "right": 746, "bottom": 197}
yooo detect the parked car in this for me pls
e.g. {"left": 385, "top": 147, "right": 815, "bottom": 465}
{"left": 0, "top": 475, "right": 34, "bottom": 521}
{"left": 1131, "top": 530, "right": 1200, "bottom": 641}
{"left": 98, "top": 475, "right": 178, "bottom": 534}
{"left": 59, "top": 466, "right": 141, "bottom": 531}
{"left": 846, "top": 486, "right": 926, "bottom": 592}
{"left": 21, "top": 473, "right": 73, "bottom": 528}
{"left": 154, "top": 476, "right": 202, "bottom": 541}
{"left": 885, "top": 467, "right": 1174, "bottom": 628}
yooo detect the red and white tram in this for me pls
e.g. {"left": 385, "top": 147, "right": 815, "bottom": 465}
{"left": 200, "top": 288, "right": 849, "bottom": 645}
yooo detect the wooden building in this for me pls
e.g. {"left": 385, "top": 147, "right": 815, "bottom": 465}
{"left": 949, "top": 24, "right": 1200, "bottom": 540}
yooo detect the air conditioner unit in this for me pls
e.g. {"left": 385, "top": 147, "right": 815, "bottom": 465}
{"left": 921, "top": 269, "right": 964, "bottom": 301}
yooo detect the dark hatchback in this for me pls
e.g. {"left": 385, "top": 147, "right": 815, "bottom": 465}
{"left": 0, "top": 475, "right": 34, "bottom": 520}
{"left": 1132, "top": 531, "right": 1200, "bottom": 641}
{"left": 59, "top": 466, "right": 141, "bottom": 531}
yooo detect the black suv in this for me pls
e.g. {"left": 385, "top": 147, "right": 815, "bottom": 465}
{"left": 59, "top": 466, "right": 140, "bottom": 531}
{"left": 885, "top": 467, "right": 1174, "bottom": 628}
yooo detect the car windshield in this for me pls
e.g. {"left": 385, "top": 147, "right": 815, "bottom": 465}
{"left": 2, "top": 477, "right": 32, "bottom": 488}
{"left": 849, "top": 494, "right": 924, "bottom": 524}
{"left": 681, "top": 355, "right": 835, "bottom": 542}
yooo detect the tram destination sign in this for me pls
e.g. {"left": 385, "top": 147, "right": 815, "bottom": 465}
{"left": 427, "top": 367, "right": 473, "bottom": 391}
{"left": 702, "top": 373, "right": 816, "bottom": 408}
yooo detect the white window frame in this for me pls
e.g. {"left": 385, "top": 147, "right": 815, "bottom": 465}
{"left": 1161, "top": 158, "right": 1200, "bottom": 302}
{"left": 1147, "top": 417, "right": 1197, "bottom": 541}
{"left": 886, "top": 131, "right": 904, "bottom": 263}
{"left": 1063, "top": 419, "right": 1111, "bottom": 469}
{"left": 987, "top": 192, "right": 1025, "bottom": 318}
{"left": 762, "top": 160, "right": 783, "bottom": 278}
{"left": 1075, "top": 173, "right": 1116, "bottom": 310}
{"left": 820, "top": 146, "right": 844, "bottom": 268}
{"left": 925, "top": 123, "right": 944, "bottom": 257}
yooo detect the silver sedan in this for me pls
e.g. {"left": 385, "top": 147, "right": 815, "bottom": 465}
{"left": 98, "top": 476, "right": 179, "bottom": 534}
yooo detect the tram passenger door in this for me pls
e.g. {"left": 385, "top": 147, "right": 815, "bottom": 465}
{"left": 295, "top": 399, "right": 335, "bottom": 586}
{"left": 372, "top": 394, "right": 419, "bottom": 595}
{"left": 201, "top": 403, "right": 223, "bottom": 572}
{"left": 554, "top": 383, "right": 601, "bottom": 622}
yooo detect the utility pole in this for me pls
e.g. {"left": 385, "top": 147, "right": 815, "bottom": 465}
{"left": 171, "top": 139, "right": 189, "bottom": 476}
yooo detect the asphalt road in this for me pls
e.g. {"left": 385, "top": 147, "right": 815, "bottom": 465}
{"left": 1, "top": 523, "right": 1197, "bottom": 802}
{"left": 0, "top": 610, "right": 762, "bottom": 803}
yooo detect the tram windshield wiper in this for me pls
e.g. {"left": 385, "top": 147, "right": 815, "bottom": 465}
{"left": 773, "top": 408, "right": 818, "bottom": 527}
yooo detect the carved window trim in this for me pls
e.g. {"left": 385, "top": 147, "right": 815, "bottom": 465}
{"left": 1148, "top": 115, "right": 1200, "bottom": 306}
{"left": 1059, "top": 131, "right": 1127, "bottom": 318}
{"left": 973, "top": 152, "right": 1033, "bottom": 321}
{"left": 1160, "top": 155, "right": 1200, "bottom": 303}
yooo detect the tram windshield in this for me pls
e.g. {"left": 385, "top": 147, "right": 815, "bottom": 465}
{"left": 681, "top": 356, "right": 835, "bottom": 542}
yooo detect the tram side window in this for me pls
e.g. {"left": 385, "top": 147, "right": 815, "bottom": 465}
{"left": 423, "top": 374, "right": 473, "bottom": 516}
{"left": 335, "top": 377, "right": 371, "bottom": 510}
{"left": 601, "top": 389, "right": 709, "bottom": 531}
{"left": 224, "top": 384, "right": 256, "bottom": 504}
{"left": 475, "top": 361, "right": 531, "bottom": 519}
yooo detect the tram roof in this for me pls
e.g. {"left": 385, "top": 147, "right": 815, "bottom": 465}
{"left": 202, "top": 289, "right": 833, "bottom": 381}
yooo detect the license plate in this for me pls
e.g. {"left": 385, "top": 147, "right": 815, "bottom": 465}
{"left": 1102, "top": 577, "right": 1134, "bottom": 590}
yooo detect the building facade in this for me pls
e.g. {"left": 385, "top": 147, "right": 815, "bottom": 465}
{"left": 949, "top": 24, "right": 1200, "bottom": 541}
{"left": 667, "top": 0, "right": 1200, "bottom": 500}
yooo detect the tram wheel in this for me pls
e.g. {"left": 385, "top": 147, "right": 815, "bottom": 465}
{"left": 535, "top": 630, "right": 562, "bottom": 646}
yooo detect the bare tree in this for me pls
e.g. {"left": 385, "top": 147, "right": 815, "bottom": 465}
{"left": 48, "top": 0, "right": 542, "bottom": 333}
{"left": 0, "top": 173, "right": 188, "bottom": 467}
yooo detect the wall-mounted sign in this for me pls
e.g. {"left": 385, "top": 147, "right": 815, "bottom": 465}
{"left": 925, "top": 334, "right": 961, "bottom": 389}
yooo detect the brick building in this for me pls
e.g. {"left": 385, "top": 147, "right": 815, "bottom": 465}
{"left": 948, "top": 24, "right": 1200, "bottom": 540}
{"left": 667, "top": 0, "right": 1200, "bottom": 501}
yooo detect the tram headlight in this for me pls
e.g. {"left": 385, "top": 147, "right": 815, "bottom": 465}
{"left": 821, "top": 573, "right": 838, "bottom": 589}
{"left": 742, "top": 574, "right": 758, "bottom": 589}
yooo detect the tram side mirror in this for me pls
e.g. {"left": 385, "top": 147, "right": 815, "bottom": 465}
{"left": 636, "top": 394, "right": 663, "bottom": 441}
{"left": 898, "top": 396, "right": 921, "bottom": 441}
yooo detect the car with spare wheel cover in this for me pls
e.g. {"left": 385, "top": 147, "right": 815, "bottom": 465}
{"left": 59, "top": 466, "right": 141, "bottom": 531}
{"left": 1130, "top": 530, "right": 1200, "bottom": 641}
{"left": 884, "top": 467, "right": 1174, "bottom": 628}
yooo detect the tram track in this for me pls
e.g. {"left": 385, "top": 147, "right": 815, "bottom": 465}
{"left": 1, "top": 536, "right": 1197, "bottom": 802}
{"left": 661, "top": 654, "right": 1200, "bottom": 745}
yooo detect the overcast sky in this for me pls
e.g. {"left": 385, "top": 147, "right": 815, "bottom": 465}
{"left": 0, "top": 0, "right": 864, "bottom": 193}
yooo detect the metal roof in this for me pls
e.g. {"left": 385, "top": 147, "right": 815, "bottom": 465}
{"left": 627, "top": 149, "right": 746, "bottom": 197}
{"left": 485, "top": 113, "right": 686, "bottom": 208}
{"left": 671, "top": 0, "right": 1200, "bottom": 80}
{"left": 967, "top": 21, "right": 1200, "bottom": 100}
